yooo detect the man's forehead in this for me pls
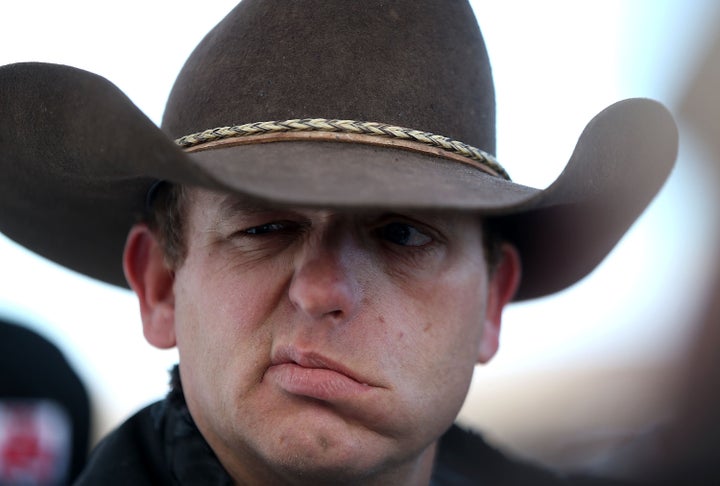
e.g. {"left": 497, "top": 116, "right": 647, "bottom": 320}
{"left": 182, "top": 187, "right": 276, "bottom": 214}
{"left": 185, "top": 187, "right": 477, "bottom": 222}
{"left": 216, "top": 192, "right": 284, "bottom": 216}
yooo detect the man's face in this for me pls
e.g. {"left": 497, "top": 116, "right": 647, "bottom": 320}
{"left": 129, "top": 187, "right": 516, "bottom": 483}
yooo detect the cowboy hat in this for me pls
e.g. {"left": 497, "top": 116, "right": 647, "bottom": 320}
{"left": 0, "top": 0, "right": 677, "bottom": 300}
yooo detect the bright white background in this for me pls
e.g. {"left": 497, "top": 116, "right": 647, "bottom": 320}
{"left": 1, "top": 0, "right": 719, "bottom": 471}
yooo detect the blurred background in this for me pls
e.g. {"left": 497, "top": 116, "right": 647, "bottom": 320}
{"left": 1, "top": 0, "right": 719, "bottom": 481}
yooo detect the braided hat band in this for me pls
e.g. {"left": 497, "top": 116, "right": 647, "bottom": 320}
{"left": 175, "top": 118, "right": 510, "bottom": 181}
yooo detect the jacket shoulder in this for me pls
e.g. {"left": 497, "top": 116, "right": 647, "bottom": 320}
{"left": 434, "top": 424, "right": 638, "bottom": 486}
{"left": 74, "top": 401, "right": 172, "bottom": 486}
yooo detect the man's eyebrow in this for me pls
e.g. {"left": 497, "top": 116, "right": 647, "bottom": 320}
{"left": 215, "top": 194, "right": 289, "bottom": 221}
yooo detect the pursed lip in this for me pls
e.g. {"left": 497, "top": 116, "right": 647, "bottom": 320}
{"left": 265, "top": 345, "right": 377, "bottom": 400}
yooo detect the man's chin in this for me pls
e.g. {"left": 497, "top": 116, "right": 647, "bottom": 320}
{"left": 249, "top": 425, "right": 398, "bottom": 481}
{"left": 250, "top": 424, "right": 436, "bottom": 485}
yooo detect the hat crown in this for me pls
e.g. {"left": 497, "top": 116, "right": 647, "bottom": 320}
{"left": 162, "top": 0, "right": 496, "bottom": 154}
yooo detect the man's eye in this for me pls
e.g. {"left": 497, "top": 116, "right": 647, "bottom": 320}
{"left": 243, "top": 222, "right": 292, "bottom": 235}
{"left": 378, "top": 222, "right": 432, "bottom": 247}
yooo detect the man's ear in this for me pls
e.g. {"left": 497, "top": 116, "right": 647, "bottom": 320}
{"left": 477, "top": 243, "right": 521, "bottom": 363}
{"left": 123, "top": 224, "right": 177, "bottom": 349}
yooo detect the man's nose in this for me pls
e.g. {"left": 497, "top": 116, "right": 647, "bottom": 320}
{"left": 288, "top": 233, "right": 362, "bottom": 323}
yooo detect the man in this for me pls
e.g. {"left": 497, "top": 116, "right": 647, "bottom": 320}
{"left": 0, "top": 1, "right": 677, "bottom": 484}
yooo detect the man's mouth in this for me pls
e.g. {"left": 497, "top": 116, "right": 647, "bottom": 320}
{"left": 265, "top": 346, "right": 374, "bottom": 401}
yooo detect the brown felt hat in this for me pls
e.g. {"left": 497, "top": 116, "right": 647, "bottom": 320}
{"left": 0, "top": 0, "right": 677, "bottom": 300}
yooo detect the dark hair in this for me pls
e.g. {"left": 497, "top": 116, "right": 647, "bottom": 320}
{"left": 146, "top": 182, "right": 188, "bottom": 270}
{"left": 482, "top": 218, "right": 504, "bottom": 274}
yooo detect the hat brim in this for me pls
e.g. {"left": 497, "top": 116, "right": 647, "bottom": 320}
{"left": 0, "top": 63, "right": 678, "bottom": 300}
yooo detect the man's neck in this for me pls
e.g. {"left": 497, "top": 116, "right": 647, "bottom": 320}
{"left": 220, "top": 441, "right": 438, "bottom": 486}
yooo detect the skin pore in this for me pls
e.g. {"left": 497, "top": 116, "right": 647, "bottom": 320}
{"left": 123, "top": 186, "right": 520, "bottom": 485}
